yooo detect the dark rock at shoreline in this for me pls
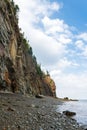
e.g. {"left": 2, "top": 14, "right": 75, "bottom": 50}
{"left": 35, "top": 94, "right": 44, "bottom": 98}
{"left": 63, "top": 110, "right": 76, "bottom": 117}
{"left": 63, "top": 97, "right": 78, "bottom": 101}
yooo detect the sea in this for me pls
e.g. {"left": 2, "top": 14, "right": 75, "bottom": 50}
{"left": 57, "top": 100, "right": 87, "bottom": 127}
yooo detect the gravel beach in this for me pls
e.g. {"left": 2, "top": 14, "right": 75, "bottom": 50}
{"left": 0, "top": 93, "right": 85, "bottom": 130}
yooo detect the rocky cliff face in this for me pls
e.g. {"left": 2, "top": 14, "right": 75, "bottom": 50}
{"left": 0, "top": 0, "right": 56, "bottom": 97}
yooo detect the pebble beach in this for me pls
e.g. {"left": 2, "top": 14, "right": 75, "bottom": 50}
{"left": 0, "top": 93, "right": 85, "bottom": 130}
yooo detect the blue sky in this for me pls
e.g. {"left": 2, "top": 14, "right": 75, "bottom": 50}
{"left": 14, "top": 0, "right": 87, "bottom": 99}
{"left": 56, "top": 0, "right": 87, "bottom": 31}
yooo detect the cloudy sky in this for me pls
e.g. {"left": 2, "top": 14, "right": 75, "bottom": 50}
{"left": 14, "top": 0, "right": 87, "bottom": 99}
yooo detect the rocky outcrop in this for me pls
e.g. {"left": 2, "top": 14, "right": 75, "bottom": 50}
{"left": 43, "top": 75, "right": 56, "bottom": 97}
{"left": 63, "top": 111, "right": 76, "bottom": 117}
{"left": 0, "top": 0, "right": 56, "bottom": 97}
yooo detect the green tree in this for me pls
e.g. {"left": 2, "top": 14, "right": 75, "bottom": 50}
{"left": 11, "top": 0, "right": 19, "bottom": 18}
{"left": 36, "top": 64, "right": 43, "bottom": 77}
{"left": 46, "top": 70, "right": 50, "bottom": 76}
{"left": 32, "top": 55, "right": 37, "bottom": 63}
{"left": 14, "top": 4, "right": 19, "bottom": 17}
{"left": 23, "top": 38, "right": 30, "bottom": 49}
{"left": 28, "top": 47, "right": 33, "bottom": 55}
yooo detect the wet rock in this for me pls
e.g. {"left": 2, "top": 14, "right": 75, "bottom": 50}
{"left": 63, "top": 110, "right": 76, "bottom": 116}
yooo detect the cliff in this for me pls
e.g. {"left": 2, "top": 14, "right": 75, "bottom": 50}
{"left": 0, "top": 0, "right": 56, "bottom": 97}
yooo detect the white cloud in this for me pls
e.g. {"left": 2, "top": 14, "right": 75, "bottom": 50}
{"left": 58, "top": 73, "right": 87, "bottom": 89}
{"left": 75, "top": 40, "right": 84, "bottom": 50}
{"left": 75, "top": 40, "right": 87, "bottom": 58}
{"left": 14, "top": 0, "right": 61, "bottom": 25}
{"left": 42, "top": 16, "right": 67, "bottom": 33}
{"left": 57, "top": 57, "right": 78, "bottom": 69}
{"left": 77, "top": 33, "right": 87, "bottom": 41}
{"left": 42, "top": 16, "right": 72, "bottom": 44}
{"left": 57, "top": 34, "right": 72, "bottom": 44}
{"left": 50, "top": 70, "right": 62, "bottom": 76}
{"left": 50, "top": 2, "right": 62, "bottom": 11}
{"left": 29, "top": 27, "right": 66, "bottom": 64}
{"left": 51, "top": 71, "right": 87, "bottom": 99}
{"left": 82, "top": 46, "right": 87, "bottom": 57}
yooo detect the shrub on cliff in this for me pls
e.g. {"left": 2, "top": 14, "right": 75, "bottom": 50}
{"left": 23, "top": 38, "right": 30, "bottom": 49}
{"left": 20, "top": 32, "right": 33, "bottom": 55}
{"left": 10, "top": 0, "right": 19, "bottom": 18}
{"left": 28, "top": 47, "right": 33, "bottom": 55}
{"left": 36, "top": 64, "right": 43, "bottom": 77}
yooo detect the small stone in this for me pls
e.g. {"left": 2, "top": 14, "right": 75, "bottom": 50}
{"left": 3, "top": 128, "right": 6, "bottom": 130}
{"left": 7, "top": 107, "right": 15, "bottom": 111}
{"left": 31, "top": 104, "right": 35, "bottom": 107}
{"left": 17, "top": 125, "right": 21, "bottom": 130}
{"left": 39, "top": 127, "right": 43, "bottom": 130}
{"left": 7, "top": 126, "right": 11, "bottom": 130}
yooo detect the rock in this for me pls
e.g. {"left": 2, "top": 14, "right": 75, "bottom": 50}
{"left": 7, "top": 107, "right": 15, "bottom": 112}
{"left": 64, "top": 97, "right": 69, "bottom": 100}
{"left": 31, "top": 104, "right": 35, "bottom": 108}
{"left": 3, "top": 128, "right": 6, "bottom": 130}
{"left": 63, "top": 110, "right": 76, "bottom": 116}
{"left": 35, "top": 94, "right": 44, "bottom": 98}
{"left": 39, "top": 127, "right": 43, "bottom": 130}
{"left": 17, "top": 125, "right": 21, "bottom": 130}
{"left": 7, "top": 126, "right": 11, "bottom": 130}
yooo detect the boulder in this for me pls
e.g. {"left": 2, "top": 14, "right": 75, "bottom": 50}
{"left": 35, "top": 94, "right": 44, "bottom": 98}
{"left": 63, "top": 110, "right": 76, "bottom": 117}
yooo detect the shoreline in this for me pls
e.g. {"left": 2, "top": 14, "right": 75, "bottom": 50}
{"left": 0, "top": 93, "right": 85, "bottom": 130}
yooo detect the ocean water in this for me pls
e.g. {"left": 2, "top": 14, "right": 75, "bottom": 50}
{"left": 57, "top": 100, "right": 87, "bottom": 126}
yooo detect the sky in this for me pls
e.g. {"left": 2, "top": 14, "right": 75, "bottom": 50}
{"left": 14, "top": 0, "right": 87, "bottom": 99}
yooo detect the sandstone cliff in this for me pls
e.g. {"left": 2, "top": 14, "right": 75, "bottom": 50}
{"left": 0, "top": 0, "right": 56, "bottom": 97}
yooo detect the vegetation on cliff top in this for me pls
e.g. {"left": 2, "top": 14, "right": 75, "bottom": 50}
{"left": 10, "top": 0, "right": 19, "bottom": 18}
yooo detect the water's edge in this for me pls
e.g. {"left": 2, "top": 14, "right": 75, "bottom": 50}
{"left": 57, "top": 100, "right": 87, "bottom": 127}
